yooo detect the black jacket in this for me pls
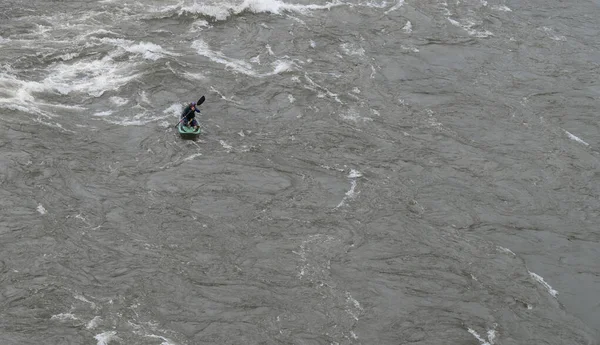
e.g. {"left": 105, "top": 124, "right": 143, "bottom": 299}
{"left": 181, "top": 104, "right": 200, "bottom": 121}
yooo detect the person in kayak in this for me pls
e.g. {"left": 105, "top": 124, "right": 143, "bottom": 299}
{"left": 180, "top": 99, "right": 202, "bottom": 130}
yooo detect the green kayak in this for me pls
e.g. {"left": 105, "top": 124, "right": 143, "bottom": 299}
{"left": 178, "top": 123, "right": 201, "bottom": 139}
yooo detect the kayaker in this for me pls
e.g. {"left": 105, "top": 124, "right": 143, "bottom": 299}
{"left": 180, "top": 100, "right": 202, "bottom": 130}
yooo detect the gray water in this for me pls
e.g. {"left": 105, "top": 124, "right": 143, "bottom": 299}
{"left": 1, "top": 0, "right": 599, "bottom": 344}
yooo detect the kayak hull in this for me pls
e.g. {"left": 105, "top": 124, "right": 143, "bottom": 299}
{"left": 178, "top": 123, "right": 201, "bottom": 139}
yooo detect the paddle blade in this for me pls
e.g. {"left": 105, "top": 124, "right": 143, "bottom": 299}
{"left": 197, "top": 96, "right": 205, "bottom": 105}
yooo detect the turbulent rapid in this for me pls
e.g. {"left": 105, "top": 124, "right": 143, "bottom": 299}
{"left": 1, "top": 0, "right": 599, "bottom": 344}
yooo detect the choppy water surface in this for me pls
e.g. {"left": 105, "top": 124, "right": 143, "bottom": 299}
{"left": 1, "top": 0, "right": 599, "bottom": 344}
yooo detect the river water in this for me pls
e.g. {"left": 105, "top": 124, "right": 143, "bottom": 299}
{"left": 1, "top": 0, "right": 599, "bottom": 344}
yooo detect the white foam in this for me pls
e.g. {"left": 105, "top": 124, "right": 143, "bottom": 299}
{"left": 184, "top": 71, "right": 208, "bottom": 81}
{"left": 163, "top": 103, "right": 184, "bottom": 117}
{"left": 95, "top": 331, "right": 120, "bottom": 345}
{"left": 564, "top": 130, "right": 589, "bottom": 146}
{"left": 74, "top": 295, "right": 97, "bottom": 309}
{"left": 385, "top": 0, "right": 405, "bottom": 14}
{"left": 541, "top": 27, "right": 567, "bottom": 41}
{"left": 497, "top": 246, "right": 516, "bottom": 256}
{"left": 192, "top": 39, "right": 292, "bottom": 77}
{"left": 340, "top": 108, "right": 373, "bottom": 122}
{"left": 0, "top": 80, "right": 35, "bottom": 106}
{"left": 529, "top": 271, "right": 558, "bottom": 297}
{"left": 56, "top": 52, "right": 80, "bottom": 61}
{"left": 219, "top": 140, "right": 233, "bottom": 152}
{"left": 183, "top": 153, "right": 203, "bottom": 161}
{"left": 245, "top": 0, "right": 343, "bottom": 13}
{"left": 0, "top": 36, "right": 11, "bottom": 44}
{"left": 266, "top": 44, "right": 275, "bottom": 55}
{"left": 345, "top": 291, "right": 363, "bottom": 311}
{"left": 447, "top": 18, "right": 493, "bottom": 38}
{"left": 146, "top": 334, "right": 177, "bottom": 345}
{"left": 491, "top": 5, "right": 512, "bottom": 11}
{"left": 75, "top": 212, "right": 88, "bottom": 221}
{"left": 176, "top": 0, "right": 343, "bottom": 21}
{"left": 426, "top": 109, "right": 444, "bottom": 130}
{"left": 338, "top": 170, "right": 363, "bottom": 207}
{"left": 402, "top": 21, "right": 413, "bottom": 33}
{"left": 302, "top": 74, "right": 342, "bottom": 103}
{"left": 271, "top": 60, "right": 293, "bottom": 75}
{"left": 0, "top": 64, "right": 14, "bottom": 75}
{"left": 139, "top": 91, "right": 151, "bottom": 105}
{"left": 320, "top": 165, "right": 345, "bottom": 172}
{"left": 101, "top": 38, "right": 178, "bottom": 61}
{"left": 46, "top": 55, "right": 140, "bottom": 97}
{"left": 191, "top": 19, "right": 211, "bottom": 32}
{"left": 210, "top": 86, "right": 240, "bottom": 105}
{"left": 43, "top": 103, "right": 87, "bottom": 111}
{"left": 32, "top": 118, "right": 76, "bottom": 133}
{"left": 401, "top": 45, "right": 419, "bottom": 52}
{"left": 468, "top": 328, "right": 494, "bottom": 345}
{"left": 487, "top": 329, "right": 496, "bottom": 343}
{"left": 126, "top": 42, "right": 176, "bottom": 60}
{"left": 250, "top": 54, "right": 261, "bottom": 64}
{"left": 348, "top": 169, "right": 362, "bottom": 178}
{"left": 345, "top": 291, "right": 364, "bottom": 321}
{"left": 440, "top": 1, "right": 452, "bottom": 15}
{"left": 86, "top": 316, "right": 102, "bottom": 329}
{"left": 341, "top": 181, "right": 358, "bottom": 203}
{"left": 361, "top": 0, "right": 389, "bottom": 8}
{"left": 293, "top": 234, "right": 336, "bottom": 278}
{"left": 179, "top": 3, "right": 233, "bottom": 21}
{"left": 94, "top": 110, "right": 113, "bottom": 117}
{"left": 192, "top": 39, "right": 254, "bottom": 75}
{"left": 37, "top": 204, "right": 47, "bottom": 215}
{"left": 370, "top": 65, "right": 377, "bottom": 78}
{"left": 109, "top": 96, "right": 129, "bottom": 106}
{"left": 82, "top": 29, "right": 121, "bottom": 39}
{"left": 51, "top": 313, "right": 77, "bottom": 321}
{"left": 0, "top": 72, "right": 55, "bottom": 117}
{"left": 340, "top": 43, "right": 365, "bottom": 56}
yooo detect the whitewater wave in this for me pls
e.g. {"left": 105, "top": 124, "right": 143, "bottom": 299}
{"left": 44, "top": 55, "right": 140, "bottom": 97}
{"left": 192, "top": 39, "right": 293, "bottom": 77}
{"left": 95, "top": 331, "right": 120, "bottom": 345}
{"left": 0, "top": 47, "right": 141, "bottom": 118}
{"left": 143, "top": 0, "right": 344, "bottom": 21}
{"left": 100, "top": 38, "right": 180, "bottom": 61}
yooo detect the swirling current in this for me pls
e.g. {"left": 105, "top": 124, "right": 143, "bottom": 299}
{"left": 1, "top": 0, "right": 599, "bottom": 344}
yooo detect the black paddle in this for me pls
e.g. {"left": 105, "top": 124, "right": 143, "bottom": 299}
{"left": 176, "top": 96, "right": 205, "bottom": 127}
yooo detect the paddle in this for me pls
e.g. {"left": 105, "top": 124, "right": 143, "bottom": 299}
{"left": 175, "top": 96, "right": 206, "bottom": 127}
